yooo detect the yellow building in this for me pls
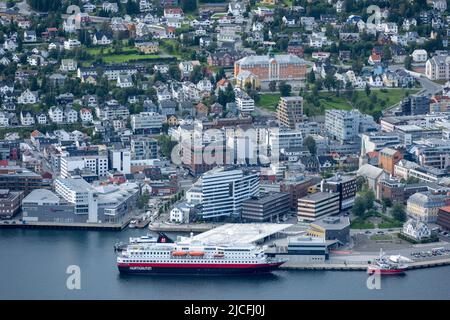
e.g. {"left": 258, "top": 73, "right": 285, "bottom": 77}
{"left": 235, "top": 70, "right": 261, "bottom": 90}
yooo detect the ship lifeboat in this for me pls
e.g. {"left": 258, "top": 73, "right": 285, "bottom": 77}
{"left": 172, "top": 250, "right": 187, "bottom": 256}
{"left": 188, "top": 251, "right": 205, "bottom": 257}
{"left": 214, "top": 253, "right": 224, "bottom": 258}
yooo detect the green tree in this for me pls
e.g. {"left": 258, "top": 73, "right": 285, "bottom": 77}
{"left": 363, "top": 190, "right": 375, "bottom": 211}
{"left": 278, "top": 81, "right": 291, "bottom": 96}
{"left": 138, "top": 190, "right": 150, "bottom": 210}
{"left": 268, "top": 81, "right": 277, "bottom": 92}
{"left": 392, "top": 203, "right": 406, "bottom": 222}
{"left": 381, "top": 198, "right": 392, "bottom": 213}
{"left": 307, "top": 70, "right": 316, "bottom": 84}
{"left": 302, "top": 135, "right": 317, "bottom": 155}
{"left": 352, "top": 197, "right": 367, "bottom": 217}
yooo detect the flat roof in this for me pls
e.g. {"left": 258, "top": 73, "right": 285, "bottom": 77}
{"left": 298, "top": 191, "right": 338, "bottom": 202}
{"left": 184, "top": 223, "right": 292, "bottom": 245}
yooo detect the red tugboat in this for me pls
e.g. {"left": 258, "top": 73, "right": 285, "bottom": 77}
{"left": 367, "top": 249, "right": 409, "bottom": 275}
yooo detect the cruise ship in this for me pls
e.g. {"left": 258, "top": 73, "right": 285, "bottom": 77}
{"left": 116, "top": 234, "right": 286, "bottom": 275}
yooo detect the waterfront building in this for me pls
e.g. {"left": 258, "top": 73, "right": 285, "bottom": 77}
{"left": 0, "top": 165, "right": 48, "bottom": 195}
{"left": 0, "top": 189, "right": 23, "bottom": 219}
{"left": 297, "top": 191, "right": 340, "bottom": 222}
{"left": 200, "top": 167, "right": 260, "bottom": 219}
{"left": 286, "top": 236, "right": 328, "bottom": 263}
{"left": 402, "top": 219, "right": 432, "bottom": 241}
{"left": 241, "top": 192, "right": 290, "bottom": 222}
{"left": 307, "top": 216, "right": 351, "bottom": 245}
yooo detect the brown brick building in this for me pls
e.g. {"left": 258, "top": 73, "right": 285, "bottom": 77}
{"left": 234, "top": 54, "right": 307, "bottom": 83}
{"left": 379, "top": 147, "right": 403, "bottom": 175}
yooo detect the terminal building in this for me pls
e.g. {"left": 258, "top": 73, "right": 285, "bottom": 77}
{"left": 307, "top": 216, "right": 351, "bottom": 245}
{"left": 265, "top": 236, "right": 329, "bottom": 263}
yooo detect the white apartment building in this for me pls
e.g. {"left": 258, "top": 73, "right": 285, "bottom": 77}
{"left": 109, "top": 149, "right": 131, "bottom": 174}
{"left": 60, "top": 153, "right": 109, "bottom": 178}
{"left": 426, "top": 55, "right": 450, "bottom": 80}
{"left": 235, "top": 90, "right": 255, "bottom": 113}
{"left": 267, "top": 127, "right": 303, "bottom": 152}
{"left": 54, "top": 177, "right": 98, "bottom": 222}
{"left": 325, "top": 109, "right": 378, "bottom": 142}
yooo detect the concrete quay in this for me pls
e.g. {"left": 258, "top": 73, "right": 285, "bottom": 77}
{"left": 0, "top": 220, "right": 129, "bottom": 231}
{"left": 279, "top": 257, "right": 450, "bottom": 271}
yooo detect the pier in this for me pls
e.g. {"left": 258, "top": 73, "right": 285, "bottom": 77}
{"left": 0, "top": 220, "right": 130, "bottom": 231}
{"left": 279, "top": 257, "right": 450, "bottom": 271}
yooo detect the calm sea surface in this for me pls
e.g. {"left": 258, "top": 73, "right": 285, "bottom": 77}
{"left": 1, "top": 228, "right": 449, "bottom": 300}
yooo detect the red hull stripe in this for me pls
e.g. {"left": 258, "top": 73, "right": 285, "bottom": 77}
{"left": 118, "top": 262, "right": 282, "bottom": 269}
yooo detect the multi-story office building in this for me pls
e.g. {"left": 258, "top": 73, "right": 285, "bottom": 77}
{"left": 0, "top": 166, "right": 48, "bottom": 195}
{"left": 0, "top": 189, "right": 23, "bottom": 219}
{"left": 277, "top": 96, "right": 305, "bottom": 129}
{"left": 267, "top": 127, "right": 303, "bottom": 152}
{"left": 321, "top": 174, "right": 357, "bottom": 211}
{"left": 297, "top": 191, "right": 340, "bottom": 222}
{"left": 60, "top": 153, "right": 108, "bottom": 178}
{"left": 131, "top": 112, "right": 165, "bottom": 134}
{"left": 407, "top": 191, "right": 448, "bottom": 223}
{"left": 399, "top": 94, "right": 430, "bottom": 115}
{"left": 325, "top": 109, "right": 377, "bottom": 142}
{"left": 241, "top": 192, "right": 290, "bottom": 222}
{"left": 280, "top": 175, "right": 321, "bottom": 211}
{"left": 412, "top": 139, "right": 450, "bottom": 170}
{"left": 360, "top": 132, "right": 402, "bottom": 155}
{"left": 109, "top": 149, "right": 131, "bottom": 174}
{"left": 131, "top": 136, "right": 158, "bottom": 160}
{"left": 394, "top": 125, "right": 442, "bottom": 146}
{"left": 0, "top": 140, "right": 20, "bottom": 161}
{"left": 200, "top": 167, "right": 260, "bottom": 219}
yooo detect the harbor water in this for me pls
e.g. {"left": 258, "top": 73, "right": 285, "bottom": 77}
{"left": 1, "top": 228, "right": 449, "bottom": 300}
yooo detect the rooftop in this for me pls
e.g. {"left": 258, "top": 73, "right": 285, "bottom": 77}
{"left": 185, "top": 223, "right": 292, "bottom": 245}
